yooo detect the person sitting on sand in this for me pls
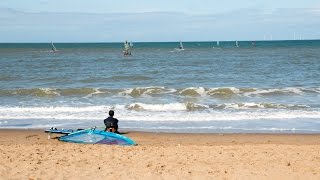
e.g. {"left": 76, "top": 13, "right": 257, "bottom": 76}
{"left": 104, "top": 110, "right": 119, "bottom": 133}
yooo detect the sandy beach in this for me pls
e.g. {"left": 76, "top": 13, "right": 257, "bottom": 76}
{"left": 0, "top": 129, "right": 320, "bottom": 179}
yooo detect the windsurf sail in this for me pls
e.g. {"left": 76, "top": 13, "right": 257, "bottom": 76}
{"left": 235, "top": 41, "right": 239, "bottom": 47}
{"left": 59, "top": 128, "right": 136, "bottom": 146}
{"left": 123, "top": 40, "right": 131, "bottom": 56}
{"left": 179, "top": 41, "right": 184, "bottom": 50}
{"left": 51, "top": 42, "right": 57, "bottom": 52}
{"left": 213, "top": 41, "right": 220, "bottom": 48}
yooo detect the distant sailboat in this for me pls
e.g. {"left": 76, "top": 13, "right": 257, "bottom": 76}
{"left": 213, "top": 41, "right": 220, "bottom": 48}
{"left": 175, "top": 40, "right": 184, "bottom": 51}
{"left": 179, "top": 41, "right": 184, "bottom": 50}
{"left": 51, "top": 42, "right": 57, "bottom": 52}
{"left": 235, "top": 41, "right": 239, "bottom": 47}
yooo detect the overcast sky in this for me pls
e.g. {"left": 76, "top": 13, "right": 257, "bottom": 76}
{"left": 1, "top": 0, "right": 320, "bottom": 42}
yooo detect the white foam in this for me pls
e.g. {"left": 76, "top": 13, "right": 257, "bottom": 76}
{"left": 208, "top": 87, "right": 240, "bottom": 93}
{"left": 243, "top": 87, "right": 304, "bottom": 96}
{"left": 128, "top": 103, "right": 187, "bottom": 111}
{"left": 119, "top": 86, "right": 175, "bottom": 97}
{"left": 83, "top": 88, "right": 104, "bottom": 98}
{"left": 286, "top": 87, "right": 304, "bottom": 94}
{"left": 221, "top": 102, "right": 302, "bottom": 109}
{"left": 195, "top": 87, "right": 206, "bottom": 96}
{"left": 40, "top": 88, "right": 60, "bottom": 96}
{"left": 0, "top": 106, "right": 320, "bottom": 123}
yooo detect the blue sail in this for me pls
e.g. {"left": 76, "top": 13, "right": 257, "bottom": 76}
{"left": 59, "top": 128, "right": 136, "bottom": 146}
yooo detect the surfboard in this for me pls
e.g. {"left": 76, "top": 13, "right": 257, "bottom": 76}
{"left": 45, "top": 127, "right": 76, "bottom": 139}
{"left": 59, "top": 128, "right": 137, "bottom": 146}
{"left": 45, "top": 128, "right": 74, "bottom": 134}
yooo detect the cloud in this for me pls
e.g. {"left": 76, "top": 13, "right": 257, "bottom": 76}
{"left": 0, "top": 8, "right": 319, "bottom": 42}
{"left": 308, "top": 8, "right": 320, "bottom": 16}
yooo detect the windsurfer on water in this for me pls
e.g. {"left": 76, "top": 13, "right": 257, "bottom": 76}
{"left": 123, "top": 40, "right": 131, "bottom": 56}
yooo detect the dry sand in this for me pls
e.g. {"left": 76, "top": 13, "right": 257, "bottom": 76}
{"left": 0, "top": 129, "right": 320, "bottom": 179}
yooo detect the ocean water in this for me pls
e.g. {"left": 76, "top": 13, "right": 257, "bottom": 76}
{"left": 1, "top": 40, "right": 320, "bottom": 133}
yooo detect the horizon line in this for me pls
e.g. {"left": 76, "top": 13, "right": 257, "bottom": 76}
{"left": 0, "top": 39, "right": 319, "bottom": 44}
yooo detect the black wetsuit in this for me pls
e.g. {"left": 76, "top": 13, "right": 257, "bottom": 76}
{"left": 104, "top": 116, "right": 118, "bottom": 131}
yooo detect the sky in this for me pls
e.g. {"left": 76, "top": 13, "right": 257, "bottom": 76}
{"left": 0, "top": 0, "right": 320, "bottom": 42}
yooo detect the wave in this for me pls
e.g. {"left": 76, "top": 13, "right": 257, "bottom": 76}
{"left": 121, "top": 87, "right": 175, "bottom": 97}
{"left": 0, "top": 88, "right": 60, "bottom": 97}
{"left": 127, "top": 102, "right": 208, "bottom": 111}
{"left": 207, "top": 87, "right": 239, "bottom": 98}
{"left": 0, "top": 88, "right": 110, "bottom": 98}
{"left": 127, "top": 102, "right": 310, "bottom": 111}
{"left": 210, "top": 103, "right": 309, "bottom": 109}
{"left": 128, "top": 103, "right": 186, "bottom": 111}
{"left": 0, "top": 105, "right": 319, "bottom": 122}
{"left": 0, "top": 86, "right": 319, "bottom": 98}
{"left": 179, "top": 87, "right": 206, "bottom": 97}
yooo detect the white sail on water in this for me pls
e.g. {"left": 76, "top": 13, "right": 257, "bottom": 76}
{"left": 51, "top": 42, "right": 57, "bottom": 52}
{"left": 173, "top": 40, "right": 185, "bottom": 51}
{"left": 123, "top": 40, "right": 132, "bottom": 56}
{"left": 179, "top": 41, "right": 184, "bottom": 50}
{"left": 235, "top": 41, "right": 239, "bottom": 47}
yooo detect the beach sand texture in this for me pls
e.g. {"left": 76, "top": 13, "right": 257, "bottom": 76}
{"left": 0, "top": 130, "right": 320, "bottom": 179}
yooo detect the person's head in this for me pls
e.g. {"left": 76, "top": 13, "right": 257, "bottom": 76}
{"left": 109, "top": 110, "right": 114, "bottom": 117}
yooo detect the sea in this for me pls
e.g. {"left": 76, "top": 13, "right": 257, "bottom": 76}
{"left": 0, "top": 40, "right": 320, "bottom": 133}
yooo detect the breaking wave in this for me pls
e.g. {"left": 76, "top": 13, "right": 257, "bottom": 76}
{"left": 0, "top": 104, "right": 319, "bottom": 122}
{"left": 0, "top": 86, "right": 319, "bottom": 98}
{"left": 127, "top": 102, "right": 310, "bottom": 111}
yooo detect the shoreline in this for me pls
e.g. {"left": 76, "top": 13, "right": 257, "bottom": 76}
{"left": 2, "top": 128, "right": 320, "bottom": 145}
{"left": 1, "top": 126, "right": 320, "bottom": 134}
{"left": 1, "top": 129, "right": 320, "bottom": 179}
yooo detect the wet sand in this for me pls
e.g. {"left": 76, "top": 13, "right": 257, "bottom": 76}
{"left": 0, "top": 129, "right": 320, "bottom": 179}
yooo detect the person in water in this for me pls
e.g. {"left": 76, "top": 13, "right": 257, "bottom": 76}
{"left": 104, "top": 110, "right": 119, "bottom": 133}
